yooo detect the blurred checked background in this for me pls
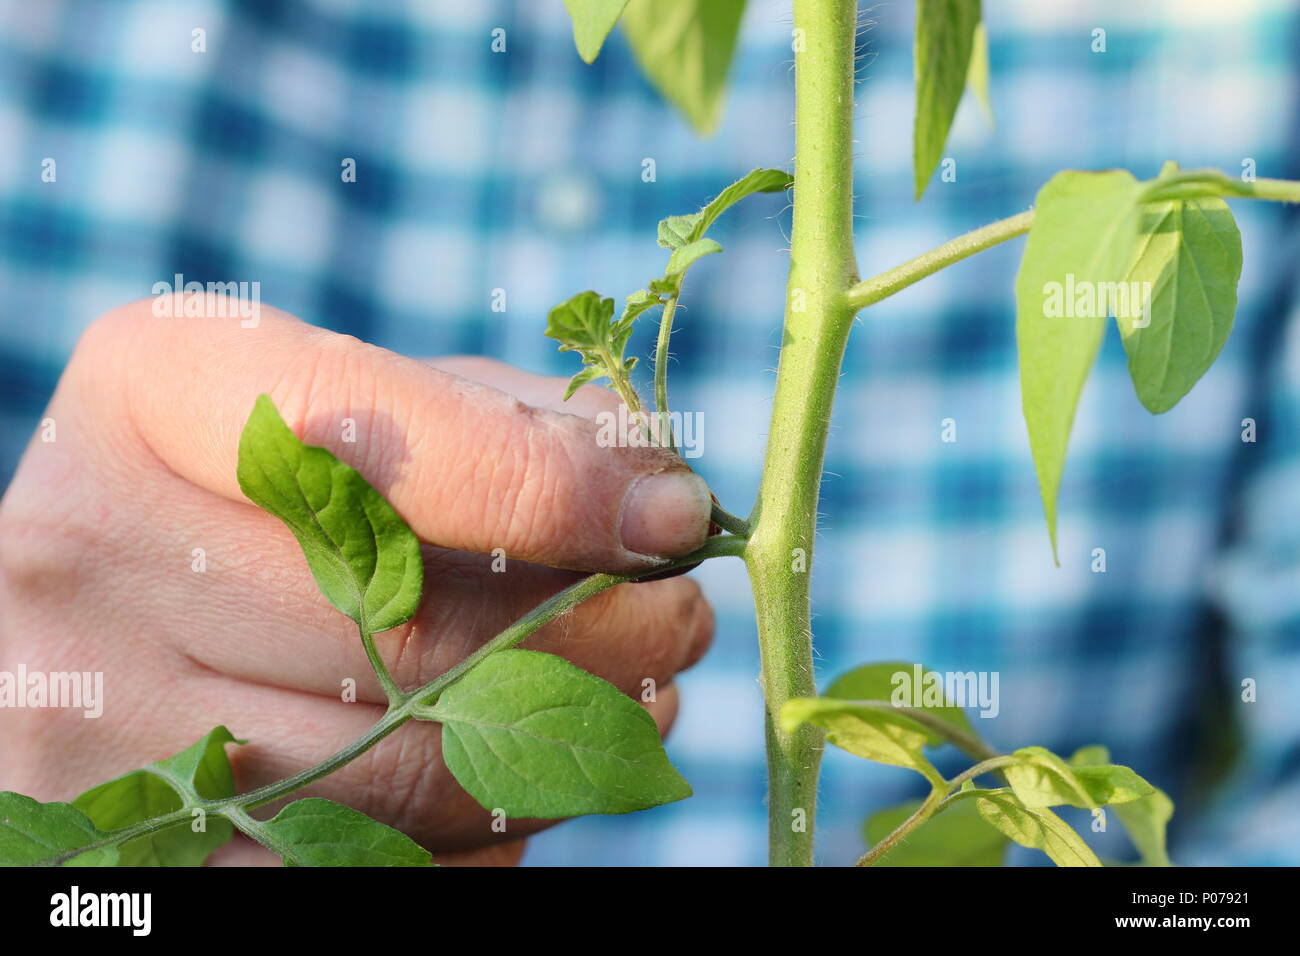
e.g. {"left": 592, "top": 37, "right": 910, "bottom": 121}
{"left": 2, "top": 0, "right": 1298, "bottom": 864}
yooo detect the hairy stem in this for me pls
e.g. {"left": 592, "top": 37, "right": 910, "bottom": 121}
{"left": 1140, "top": 170, "right": 1300, "bottom": 204}
{"left": 746, "top": 0, "right": 860, "bottom": 867}
{"left": 855, "top": 785, "right": 946, "bottom": 867}
{"left": 710, "top": 502, "right": 750, "bottom": 536}
{"left": 853, "top": 754, "right": 1017, "bottom": 867}
{"left": 844, "top": 210, "right": 1033, "bottom": 311}
{"left": 654, "top": 292, "right": 681, "bottom": 454}
{"left": 358, "top": 617, "right": 403, "bottom": 705}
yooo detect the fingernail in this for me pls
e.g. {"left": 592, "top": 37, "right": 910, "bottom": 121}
{"left": 620, "top": 470, "right": 712, "bottom": 558}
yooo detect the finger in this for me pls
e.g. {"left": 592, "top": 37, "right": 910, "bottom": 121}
{"left": 426, "top": 355, "right": 623, "bottom": 420}
{"left": 142, "top": 476, "right": 714, "bottom": 703}
{"left": 65, "top": 300, "right": 711, "bottom": 573}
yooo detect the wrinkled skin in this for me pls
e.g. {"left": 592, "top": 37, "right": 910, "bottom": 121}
{"left": 0, "top": 299, "right": 716, "bottom": 865}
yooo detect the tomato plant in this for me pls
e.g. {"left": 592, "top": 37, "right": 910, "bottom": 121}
{"left": 5, "top": 0, "right": 1298, "bottom": 868}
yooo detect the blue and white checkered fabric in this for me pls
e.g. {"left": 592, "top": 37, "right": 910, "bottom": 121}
{"left": 2, "top": 0, "right": 1298, "bottom": 865}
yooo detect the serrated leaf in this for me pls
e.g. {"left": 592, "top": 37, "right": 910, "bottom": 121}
{"left": 546, "top": 291, "right": 637, "bottom": 401}
{"left": 966, "top": 22, "right": 992, "bottom": 124}
{"left": 780, "top": 697, "right": 942, "bottom": 784}
{"left": 621, "top": 0, "right": 746, "bottom": 135}
{"left": 1016, "top": 169, "right": 1142, "bottom": 562}
{"left": 825, "top": 661, "right": 977, "bottom": 749}
{"left": 73, "top": 727, "right": 241, "bottom": 866}
{"left": 665, "top": 238, "right": 722, "bottom": 276}
{"left": 865, "top": 797, "right": 1008, "bottom": 866}
{"left": 975, "top": 788, "right": 1101, "bottom": 867}
{"left": 0, "top": 792, "right": 117, "bottom": 866}
{"left": 563, "top": 0, "right": 630, "bottom": 63}
{"left": 423, "top": 650, "right": 691, "bottom": 818}
{"left": 1118, "top": 161, "right": 1242, "bottom": 414}
{"left": 545, "top": 290, "right": 617, "bottom": 354}
{"left": 913, "top": 0, "right": 982, "bottom": 198}
{"left": 237, "top": 396, "right": 424, "bottom": 633}
{"left": 256, "top": 798, "right": 434, "bottom": 867}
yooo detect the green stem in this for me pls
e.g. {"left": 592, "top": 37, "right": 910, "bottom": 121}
{"left": 844, "top": 210, "right": 1033, "bottom": 312}
{"left": 746, "top": 0, "right": 860, "bottom": 867}
{"left": 358, "top": 616, "right": 404, "bottom": 705}
{"left": 654, "top": 292, "right": 681, "bottom": 454}
{"left": 710, "top": 502, "right": 749, "bottom": 536}
{"left": 853, "top": 755, "right": 1016, "bottom": 867}
{"left": 600, "top": 345, "right": 655, "bottom": 446}
{"left": 231, "top": 705, "right": 412, "bottom": 811}
{"left": 855, "top": 784, "right": 946, "bottom": 867}
{"left": 1140, "top": 170, "right": 1300, "bottom": 204}
{"left": 842, "top": 170, "right": 1300, "bottom": 316}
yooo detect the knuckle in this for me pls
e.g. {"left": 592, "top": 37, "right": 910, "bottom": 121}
{"left": 64, "top": 301, "right": 148, "bottom": 391}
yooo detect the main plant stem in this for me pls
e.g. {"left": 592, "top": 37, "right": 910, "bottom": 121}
{"left": 746, "top": 0, "right": 859, "bottom": 867}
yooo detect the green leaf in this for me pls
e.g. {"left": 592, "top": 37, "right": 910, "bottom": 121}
{"left": 913, "top": 0, "right": 982, "bottom": 198}
{"left": 825, "top": 661, "right": 977, "bottom": 748}
{"left": 864, "top": 797, "right": 1008, "bottom": 866}
{"left": 974, "top": 788, "right": 1101, "bottom": 867}
{"left": 422, "top": 650, "right": 691, "bottom": 818}
{"left": 560, "top": 365, "right": 604, "bottom": 401}
{"left": 236, "top": 396, "right": 424, "bottom": 634}
{"left": 690, "top": 168, "right": 792, "bottom": 238}
{"left": 73, "top": 727, "right": 241, "bottom": 867}
{"left": 622, "top": 289, "right": 666, "bottom": 323}
{"left": 621, "top": 0, "right": 746, "bottom": 135}
{"left": 546, "top": 291, "right": 641, "bottom": 401}
{"left": 1114, "top": 789, "right": 1175, "bottom": 867}
{"left": 656, "top": 169, "right": 791, "bottom": 253}
{"left": 0, "top": 792, "right": 117, "bottom": 866}
{"left": 657, "top": 213, "right": 703, "bottom": 251}
{"left": 1004, "top": 745, "right": 1099, "bottom": 809}
{"left": 1068, "top": 744, "right": 1112, "bottom": 767}
{"left": 155, "top": 725, "right": 243, "bottom": 799}
{"left": 780, "top": 697, "right": 942, "bottom": 785}
{"left": 966, "top": 22, "right": 992, "bottom": 124}
{"left": 255, "top": 798, "right": 434, "bottom": 867}
{"left": 1067, "top": 744, "right": 1173, "bottom": 865}
{"left": 546, "top": 290, "right": 618, "bottom": 354}
{"left": 1015, "top": 169, "right": 1142, "bottom": 562}
{"left": 1072, "top": 765, "right": 1157, "bottom": 806}
{"left": 563, "top": 0, "right": 630, "bottom": 63}
{"left": 1118, "top": 161, "right": 1242, "bottom": 414}
{"left": 1005, "top": 744, "right": 1154, "bottom": 810}
{"left": 665, "top": 238, "right": 722, "bottom": 276}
